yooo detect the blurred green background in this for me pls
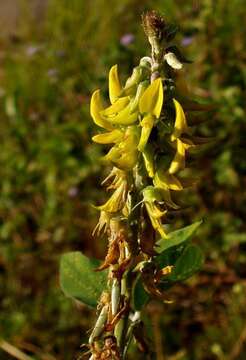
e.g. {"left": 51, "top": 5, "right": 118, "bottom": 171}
{"left": 0, "top": 0, "right": 245, "bottom": 359}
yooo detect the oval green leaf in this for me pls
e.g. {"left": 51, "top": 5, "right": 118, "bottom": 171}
{"left": 60, "top": 251, "right": 108, "bottom": 308}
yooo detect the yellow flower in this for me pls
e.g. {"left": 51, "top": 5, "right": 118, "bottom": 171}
{"left": 154, "top": 169, "right": 183, "bottom": 191}
{"left": 168, "top": 138, "right": 186, "bottom": 174}
{"left": 142, "top": 144, "right": 155, "bottom": 178}
{"left": 137, "top": 114, "right": 155, "bottom": 152}
{"left": 90, "top": 90, "right": 114, "bottom": 130}
{"left": 139, "top": 77, "right": 163, "bottom": 118}
{"left": 102, "top": 101, "right": 139, "bottom": 126}
{"left": 92, "top": 129, "right": 124, "bottom": 144}
{"left": 171, "top": 99, "right": 189, "bottom": 141}
{"left": 153, "top": 169, "right": 181, "bottom": 209}
{"left": 143, "top": 186, "right": 167, "bottom": 239}
{"left": 100, "top": 96, "right": 130, "bottom": 116}
{"left": 109, "top": 64, "right": 122, "bottom": 104}
{"left": 92, "top": 211, "right": 111, "bottom": 236}
{"left": 138, "top": 78, "right": 164, "bottom": 151}
{"left": 102, "top": 126, "right": 140, "bottom": 171}
{"left": 95, "top": 181, "right": 127, "bottom": 213}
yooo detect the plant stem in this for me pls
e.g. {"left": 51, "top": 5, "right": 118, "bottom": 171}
{"left": 114, "top": 167, "right": 143, "bottom": 358}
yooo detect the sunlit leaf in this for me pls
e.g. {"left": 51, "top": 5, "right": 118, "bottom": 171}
{"left": 155, "top": 220, "right": 202, "bottom": 254}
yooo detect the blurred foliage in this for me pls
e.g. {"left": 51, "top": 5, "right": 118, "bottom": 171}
{"left": 0, "top": 0, "right": 245, "bottom": 359}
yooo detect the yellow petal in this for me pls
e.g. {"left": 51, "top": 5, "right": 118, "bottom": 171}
{"left": 142, "top": 145, "right": 155, "bottom": 178}
{"left": 92, "top": 211, "right": 111, "bottom": 236}
{"left": 105, "top": 102, "right": 139, "bottom": 125}
{"left": 153, "top": 169, "right": 183, "bottom": 191}
{"left": 101, "top": 146, "right": 121, "bottom": 163}
{"left": 158, "top": 188, "right": 180, "bottom": 209}
{"left": 119, "top": 125, "right": 140, "bottom": 152}
{"left": 112, "top": 151, "right": 138, "bottom": 171}
{"left": 90, "top": 90, "right": 114, "bottom": 130}
{"left": 129, "top": 80, "right": 149, "bottom": 114}
{"left": 95, "top": 182, "right": 126, "bottom": 213}
{"left": 169, "top": 139, "right": 186, "bottom": 174}
{"left": 100, "top": 96, "right": 130, "bottom": 116}
{"left": 171, "top": 99, "right": 189, "bottom": 141}
{"left": 109, "top": 65, "right": 122, "bottom": 104}
{"left": 145, "top": 203, "right": 167, "bottom": 238}
{"left": 150, "top": 203, "right": 167, "bottom": 219}
{"left": 92, "top": 129, "right": 123, "bottom": 144}
{"left": 139, "top": 78, "right": 163, "bottom": 118}
{"left": 138, "top": 114, "right": 155, "bottom": 152}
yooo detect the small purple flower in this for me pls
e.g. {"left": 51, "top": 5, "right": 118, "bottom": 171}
{"left": 47, "top": 68, "right": 58, "bottom": 78}
{"left": 55, "top": 50, "right": 66, "bottom": 58}
{"left": 26, "top": 45, "right": 41, "bottom": 57}
{"left": 120, "top": 33, "right": 135, "bottom": 46}
{"left": 68, "top": 186, "right": 79, "bottom": 198}
{"left": 181, "top": 36, "right": 194, "bottom": 47}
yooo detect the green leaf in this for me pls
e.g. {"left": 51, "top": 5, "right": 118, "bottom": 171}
{"left": 60, "top": 251, "right": 108, "bottom": 308}
{"left": 132, "top": 244, "right": 204, "bottom": 307}
{"left": 167, "top": 244, "right": 204, "bottom": 282}
{"left": 132, "top": 275, "right": 149, "bottom": 311}
{"left": 155, "top": 220, "right": 202, "bottom": 254}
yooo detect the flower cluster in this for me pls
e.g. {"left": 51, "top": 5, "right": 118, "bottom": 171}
{"left": 90, "top": 59, "right": 202, "bottom": 243}
{"left": 83, "top": 12, "right": 213, "bottom": 359}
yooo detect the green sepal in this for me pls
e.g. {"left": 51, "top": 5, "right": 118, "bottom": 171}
{"left": 60, "top": 251, "right": 108, "bottom": 308}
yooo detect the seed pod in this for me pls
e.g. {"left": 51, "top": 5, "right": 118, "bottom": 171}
{"left": 89, "top": 304, "right": 109, "bottom": 344}
{"left": 111, "top": 278, "right": 121, "bottom": 316}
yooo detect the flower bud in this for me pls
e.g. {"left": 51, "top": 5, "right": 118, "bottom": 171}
{"left": 142, "top": 10, "right": 166, "bottom": 40}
